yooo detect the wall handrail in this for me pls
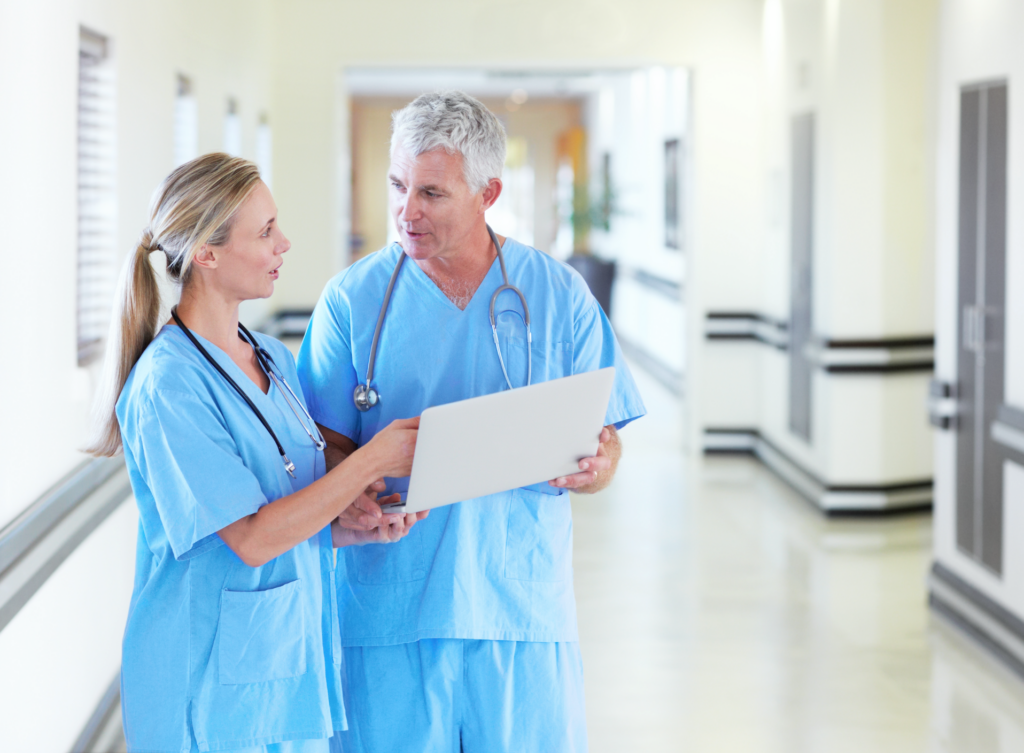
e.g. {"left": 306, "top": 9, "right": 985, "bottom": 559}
{"left": 0, "top": 456, "right": 131, "bottom": 633}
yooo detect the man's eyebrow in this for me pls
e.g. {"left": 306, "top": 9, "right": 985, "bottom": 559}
{"left": 388, "top": 174, "right": 444, "bottom": 193}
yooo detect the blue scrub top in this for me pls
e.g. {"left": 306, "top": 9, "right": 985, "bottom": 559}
{"left": 297, "top": 239, "right": 646, "bottom": 647}
{"left": 117, "top": 326, "right": 345, "bottom": 753}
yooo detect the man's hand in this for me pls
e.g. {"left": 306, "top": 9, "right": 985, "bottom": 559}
{"left": 335, "top": 479, "right": 392, "bottom": 531}
{"left": 332, "top": 508, "right": 430, "bottom": 547}
{"left": 548, "top": 425, "right": 621, "bottom": 494}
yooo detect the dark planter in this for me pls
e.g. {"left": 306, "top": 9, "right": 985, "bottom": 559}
{"left": 566, "top": 254, "right": 616, "bottom": 318}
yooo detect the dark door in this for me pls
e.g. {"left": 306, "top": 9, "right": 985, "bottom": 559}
{"left": 956, "top": 81, "right": 1008, "bottom": 574}
{"left": 789, "top": 113, "right": 815, "bottom": 442}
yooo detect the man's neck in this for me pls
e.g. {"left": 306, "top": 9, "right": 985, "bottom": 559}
{"left": 415, "top": 225, "right": 500, "bottom": 311}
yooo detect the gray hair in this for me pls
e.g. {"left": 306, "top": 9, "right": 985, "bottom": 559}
{"left": 390, "top": 91, "right": 507, "bottom": 193}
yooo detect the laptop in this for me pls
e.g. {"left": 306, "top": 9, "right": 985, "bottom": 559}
{"left": 379, "top": 367, "right": 616, "bottom": 514}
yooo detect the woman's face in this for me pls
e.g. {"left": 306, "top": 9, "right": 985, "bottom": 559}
{"left": 203, "top": 181, "right": 291, "bottom": 301}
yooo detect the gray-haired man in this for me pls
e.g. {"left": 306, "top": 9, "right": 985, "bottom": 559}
{"left": 298, "top": 91, "right": 645, "bottom": 752}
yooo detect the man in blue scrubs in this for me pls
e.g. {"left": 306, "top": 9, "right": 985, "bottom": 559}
{"left": 297, "top": 91, "right": 645, "bottom": 752}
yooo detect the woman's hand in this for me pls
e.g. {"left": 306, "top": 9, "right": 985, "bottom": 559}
{"left": 362, "top": 416, "right": 419, "bottom": 479}
{"left": 332, "top": 505, "right": 430, "bottom": 547}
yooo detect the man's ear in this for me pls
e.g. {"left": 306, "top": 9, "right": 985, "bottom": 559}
{"left": 191, "top": 243, "right": 219, "bottom": 270}
{"left": 479, "top": 177, "right": 503, "bottom": 214}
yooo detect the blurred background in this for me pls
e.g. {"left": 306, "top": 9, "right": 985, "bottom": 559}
{"left": 2, "top": 0, "right": 1024, "bottom": 751}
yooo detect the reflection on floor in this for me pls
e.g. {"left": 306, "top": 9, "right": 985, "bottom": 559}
{"left": 573, "top": 363, "right": 1024, "bottom": 752}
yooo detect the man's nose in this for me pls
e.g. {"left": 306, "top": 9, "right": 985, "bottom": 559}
{"left": 401, "top": 192, "right": 423, "bottom": 221}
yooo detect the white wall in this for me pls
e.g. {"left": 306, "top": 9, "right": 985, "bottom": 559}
{"left": 697, "top": 0, "right": 938, "bottom": 493}
{"left": 932, "top": 0, "right": 1024, "bottom": 618}
{"left": 583, "top": 68, "right": 688, "bottom": 378}
{"left": 0, "top": 1, "right": 276, "bottom": 747}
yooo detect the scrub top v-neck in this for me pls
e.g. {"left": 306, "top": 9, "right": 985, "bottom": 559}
{"left": 116, "top": 325, "right": 345, "bottom": 753}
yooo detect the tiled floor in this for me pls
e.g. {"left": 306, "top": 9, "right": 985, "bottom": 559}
{"left": 573, "top": 364, "right": 1024, "bottom": 752}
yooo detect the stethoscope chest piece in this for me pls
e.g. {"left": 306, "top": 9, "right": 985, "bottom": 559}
{"left": 353, "top": 383, "right": 379, "bottom": 412}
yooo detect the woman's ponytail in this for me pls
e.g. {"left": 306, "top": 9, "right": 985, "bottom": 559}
{"left": 84, "top": 153, "right": 262, "bottom": 456}
{"left": 85, "top": 233, "right": 162, "bottom": 456}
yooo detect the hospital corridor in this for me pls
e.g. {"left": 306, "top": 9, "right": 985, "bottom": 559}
{"left": 4, "top": 0, "right": 1024, "bottom": 751}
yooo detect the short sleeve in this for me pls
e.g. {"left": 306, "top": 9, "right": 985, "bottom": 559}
{"left": 571, "top": 279, "right": 647, "bottom": 430}
{"left": 134, "top": 391, "right": 269, "bottom": 560}
{"left": 296, "top": 280, "right": 361, "bottom": 443}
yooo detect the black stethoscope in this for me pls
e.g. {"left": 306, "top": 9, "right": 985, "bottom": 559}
{"left": 171, "top": 308, "right": 326, "bottom": 478}
{"left": 353, "top": 225, "right": 532, "bottom": 412}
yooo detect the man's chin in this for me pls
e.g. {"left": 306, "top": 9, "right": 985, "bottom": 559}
{"left": 401, "top": 239, "right": 436, "bottom": 260}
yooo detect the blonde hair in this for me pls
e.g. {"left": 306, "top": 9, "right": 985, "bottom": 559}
{"left": 86, "top": 153, "right": 262, "bottom": 456}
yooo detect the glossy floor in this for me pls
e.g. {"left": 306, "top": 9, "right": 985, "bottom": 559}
{"left": 573, "top": 364, "right": 1024, "bottom": 752}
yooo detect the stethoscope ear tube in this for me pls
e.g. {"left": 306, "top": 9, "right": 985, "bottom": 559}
{"left": 172, "top": 309, "right": 325, "bottom": 477}
{"left": 237, "top": 323, "right": 327, "bottom": 452}
{"left": 358, "top": 251, "right": 407, "bottom": 411}
{"left": 172, "top": 309, "right": 297, "bottom": 477}
{"left": 356, "top": 224, "right": 533, "bottom": 410}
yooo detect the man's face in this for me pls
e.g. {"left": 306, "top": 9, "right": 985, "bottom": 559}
{"left": 388, "top": 143, "right": 486, "bottom": 262}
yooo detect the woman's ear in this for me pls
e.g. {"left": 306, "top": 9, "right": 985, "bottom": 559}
{"left": 191, "top": 243, "right": 219, "bottom": 270}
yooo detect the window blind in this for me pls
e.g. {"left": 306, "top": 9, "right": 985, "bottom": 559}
{"left": 174, "top": 74, "right": 198, "bottom": 167}
{"left": 256, "top": 113, "right": 273, "bottom": 190}
{"left": 77, "top": 27, "right": 117, "bottom": 366}
{"left": 223, "top": 97, "right": 241, "bottom": 156}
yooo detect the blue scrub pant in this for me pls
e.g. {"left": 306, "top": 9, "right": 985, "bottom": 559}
{"left": 331, "top": 639, "right": 588, "bottom": 753}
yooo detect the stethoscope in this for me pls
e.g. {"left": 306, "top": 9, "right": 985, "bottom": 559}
{"left": 171, "top": 308, "right": 326, "bottom": 478}
{"left": 353, "top": 225, "right": 532, "bottom": 412}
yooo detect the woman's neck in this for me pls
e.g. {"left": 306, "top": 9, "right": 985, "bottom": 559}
{"left": 174, "top": 285, "right": 242, "bottom": 353}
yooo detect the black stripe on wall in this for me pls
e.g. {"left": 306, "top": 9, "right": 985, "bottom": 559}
{"left": 705, "top": 311, "right": 935, "bottom": 373}
{"left": 705, "top": 428, "right": 932, "bottom": 493}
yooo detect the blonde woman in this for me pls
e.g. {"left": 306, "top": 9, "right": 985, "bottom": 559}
{"left": 88, "top": 153, "right": 426, "bottom": 753}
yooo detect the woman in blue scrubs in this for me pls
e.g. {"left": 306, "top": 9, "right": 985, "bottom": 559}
{"left": 87, "top": 153, "right": 425, "bottom": 753}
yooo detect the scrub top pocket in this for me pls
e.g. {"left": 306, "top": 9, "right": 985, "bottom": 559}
{"left": 504, "top": 490, "right": 573, "bottom": 583}
{"left": 350, "top": 528, "right": 428, "bottom": 585}
{"left": 502, "top": 336, "right": 573, "bottom": 388}
{"left": 219, "top": 579, "right": 307, "bottom": 685}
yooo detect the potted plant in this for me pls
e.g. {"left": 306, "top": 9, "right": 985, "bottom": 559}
{"left": 566, "top": 156, "right": 619, "bottom": 317}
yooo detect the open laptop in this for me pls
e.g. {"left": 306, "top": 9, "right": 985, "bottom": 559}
{"left": 379, "top": 367, "right": 616, "bottom": 514}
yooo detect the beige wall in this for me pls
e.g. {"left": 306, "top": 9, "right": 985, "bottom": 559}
{"left": 266, "top": 0, "right": 767, "bottom": 455}
{"left": 351, "top": 95, "right": 581, "bottom": 262}
{"left": 351, "top": 98, "right": 399, "bottom": 259}
{"left": 267, "top": 0, "right": 765, "bottom": 296}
